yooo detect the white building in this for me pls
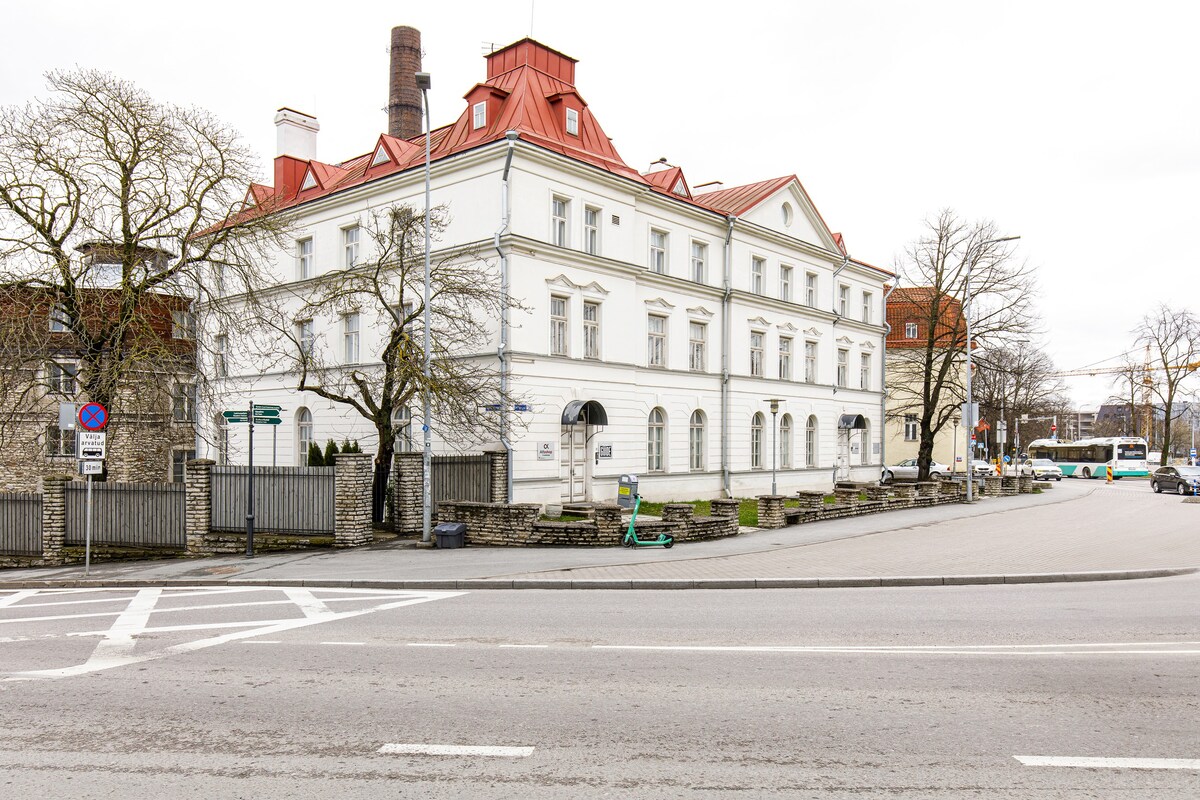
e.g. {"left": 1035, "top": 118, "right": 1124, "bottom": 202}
{"left": 204, "top": 33, "right": 892, "bottom": 505}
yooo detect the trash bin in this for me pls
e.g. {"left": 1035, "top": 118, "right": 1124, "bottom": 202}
{"left": 617, "top": 474, "right": 639, "bottom": 509}
{"left": 434, "top": 522, "right": 466, "bottom": 549}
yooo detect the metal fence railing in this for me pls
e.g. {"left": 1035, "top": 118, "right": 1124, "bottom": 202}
{"left": 0, "top": 493, "right": 43, "bottom": 556}
{"left": 432, "top": 455, "right": 490, "bottom": 512}
{"left": 65, "top": 483, "right": 186, "bottom": 549}
{"left": 212, "top": 466, "right": 335, "bottom": 535}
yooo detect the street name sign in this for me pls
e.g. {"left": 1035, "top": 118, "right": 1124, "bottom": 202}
{"left": 252, "top": 416, "right": 282, "bottom": 425}
{"left": 222, "top": 411, "right": 249, "bottom": 423}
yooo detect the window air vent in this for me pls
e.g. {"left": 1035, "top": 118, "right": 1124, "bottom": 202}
{"left": 611, "top": 215, "right": 620, "bottom": 226}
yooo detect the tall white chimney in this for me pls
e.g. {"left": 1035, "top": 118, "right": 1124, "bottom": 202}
{"left": 274, "top": 107, "right": 319, "bottom": 161}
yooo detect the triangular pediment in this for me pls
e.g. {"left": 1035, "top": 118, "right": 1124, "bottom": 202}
{"left": 695, "top": 176, "right": 840, "bottom": 253}
{"left": 859, "top": 340, "right": 876, "bottom": 350}
{"left": 747, "top": 315, "right": 770, "bottom": 328}
{"left": 645, "top": 297, "right": 675, "bottom": 310}
{"left": 687, "top": 306, "right": 714, "bottom": 319}
{"left": 803, "top": 327, "right": 822, "bottom": 338}
{"left": 300, "top": 169, "right": 318, "bottom": 191}
{"left": 546, "top": 274, "right": 578, "bottom": 290}
{"left": 580, "top": 280, "right": 609, "bottom": 297}
{"left": 779, "top": 323, "right": 798, "bottom": 332}
{"left": 836, "top": 335, "right": 853, "bottom": 345}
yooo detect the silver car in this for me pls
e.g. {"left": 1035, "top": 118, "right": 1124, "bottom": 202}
{"left": 882, "top": 458, "right": 948, "bottom": 482}
{"left": 1020, "top": 458, "right": 1062, "bottom": 481}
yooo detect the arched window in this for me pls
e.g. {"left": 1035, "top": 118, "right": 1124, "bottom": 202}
{"left": 297, "top": 407, "right": 314, "bottom": 465}
{"left": 689, "top": 410, "right": 705, "bottom": 471}
{"left": 806, "top": 415, "right": 818, "bottom": 468}
{"left": 751, "top": 412, "right": 764, "bottom": 469}
{"left": 214, "top": 413, "right": 229, "bottom": 465}
{"left": 780, "top": 413, "right": 793, "bottom": 469}
{"left": 393, "top": 406, "right": 413, "bottom": 452}
{"left": 860, "top": 419, "right": 871, "bottom": 465}
{"left": 647, "top": 408, "right": 666, "bottom": 472}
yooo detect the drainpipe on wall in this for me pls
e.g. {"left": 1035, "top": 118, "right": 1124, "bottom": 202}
{"left": 880, "top": 277, "right": 899, "bottom": 473}
{"left": 830, "top": 253, "right": 849, "bottom": 483}
{"left": 495, "top": 131, "right": 519, "bottom": 502}
{"left": 721, "top": 215, "right": 737, "bottom": 498}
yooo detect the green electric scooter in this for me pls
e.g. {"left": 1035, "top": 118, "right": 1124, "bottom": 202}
{"left": 621, "top": 493, "right": 674, "bottom": 548}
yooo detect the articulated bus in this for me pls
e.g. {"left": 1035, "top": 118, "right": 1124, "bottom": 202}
{"left": 1026, "top": 437, "right": 1150, "bottom": 479}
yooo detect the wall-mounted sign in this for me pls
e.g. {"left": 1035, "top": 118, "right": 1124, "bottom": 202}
{"left": 537, "top": 442, "right": 555, "bottom": 460}
{"left": 598, "top": 444, "right": 613, "bottom": 459}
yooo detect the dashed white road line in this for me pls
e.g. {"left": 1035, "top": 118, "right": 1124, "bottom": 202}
{"left": 240, "top": 640, "right": 282, "bottom": 645}
{"left": 1015, "top": 756, "right": 1200, "bottom": 770}
{"left": 406, "top": 642, "right": 456, "bottom": 648}
{"left": 320, "top": 641, "right": 365, "bottom": 646}
{"left": 378, "top": 743, "right": 534, "bottom": 758}
{"left": 499, "top": 644, "right": 550, "bottom": 649}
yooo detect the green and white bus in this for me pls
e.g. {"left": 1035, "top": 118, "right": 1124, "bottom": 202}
{"left": 1026, "top": 437, "right": 1149, "bottom": 479}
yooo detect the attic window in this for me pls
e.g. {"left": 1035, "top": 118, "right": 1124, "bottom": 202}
{"left": 370, "top": 146, "right": 391, "bottom": 167}
{"left": 300, "top": 170, "right": 317, "bottom": 191}
{"left": 472, "top": 102, "right": 487, "bottom": 130}
{"left": 782, "top": 202, "right": 794, "bottom": 227}
{"left": 244, "top": 192, "right": 256, "bottom": 208}
{"left": 566, "top": 108, "right": 579, "bottom": 136}
{"left": 672, "top": 179, "right": 687, "bottom": 197}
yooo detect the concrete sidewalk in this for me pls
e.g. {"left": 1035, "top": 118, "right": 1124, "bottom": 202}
{"left": 2, "top": 480, "right": 1196, "bottom": 589}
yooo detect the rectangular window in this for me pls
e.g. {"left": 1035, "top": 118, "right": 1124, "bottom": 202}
{"left": 49, "top": 304, "right": 71, "bottom": 333}
{"left": 749, "top": 331, "right": 764, "bottom": 377}
{"left": 343, "top": 312, "right": 360, "bottom": 363}
{"left": 838, "top": 284, "right": 850, "bottom": 316}
{"left": 46, "top": 362, "right": 78, "bottom": 395}
{"left": 297, "top": 237, "right": 313, "bottom": 280}
{"left": 860, "top": 353, "right": 871, "bottom": 390}
{"left": 583, "top": 301, "right": 600, "bottom": 359}
{"left": 298, "top": 320, "right": 315, "bottom": 356}
{"left": 690, "top": 241, "right": 707, "bottom": 283}
{"left": 751, "top": 257, "right": 765, "bottom": 294}
{"left": 649, "top": 229, "right": 668, "bottom": 274}
{"left": 862, "top": 291, "right": 873, "bottom": 323}
{"left": 779, "top": 337, "right": 793, "bottom": 381}
{"left": 689, "top": 322, "right": 707, "bottom": 372}
{"left": 805, "top": 272, "right": 818, "bottom": 308}
{"left": 905, "top": 322, "right": 918, "bottom": 338}
{"left": 837, "top": 348, "right": 849, "bottom": 387}
{"left": 565, "top": 107, "right": 579, "bottom": 136}
{"left": 343, "top": 226, "right": 360, "bottom": 267}
{"left": 780, "top": 265, "right": 793, "bottom": 301}
{"left": 472, "top": 101, "right": 487, "bottom": 130}
{"left": 172, "top": 383, "right": 196, "bottom": 422}
{"left": 904, "top": 414, "right": 918, "bottom": 441}
{"left": 46, "top": 424, "right": 76, "bottom": 457}
{"left": 215, "top": 334, "right": 228, "bottom": 379}
{"left": 804, "top": 341, "right": 817, "bottom": 383}
{"left": 647, "top": 315, "right": 666, "bottom": 367}
{"left": 584, "top": 206, "right": 600, "bottom": 255}
{"left": 551, "top": 197, "right": 569, "bottom": 247}
{"left": 550, "top": 295, "right": 569, "bottom": 356}
{"left": 215, "top": 265, "right": 228, "bottom": 296}
{"left": 171, "top": 449, "right": 196, "bottom": 484}
{"left": 171, "top": 310, "right": 196, "bottom": 340}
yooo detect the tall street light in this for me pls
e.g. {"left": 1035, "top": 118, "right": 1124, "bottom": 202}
{"left": 766, "top": 399, "right": 783, "bottom": 495}
{"left": 416, "top": 71, "right": 433, "bottom": 543}
{"left": 964, "top": 235, "right": 1020, "bottom": 502}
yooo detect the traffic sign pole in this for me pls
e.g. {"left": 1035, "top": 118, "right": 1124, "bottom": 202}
{"left": 246, "top": 400, "right": 255, "bottom": 558}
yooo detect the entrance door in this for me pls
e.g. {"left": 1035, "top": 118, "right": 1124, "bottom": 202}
{"left": 560, "top": 423, "right": 588, "bottom": 502}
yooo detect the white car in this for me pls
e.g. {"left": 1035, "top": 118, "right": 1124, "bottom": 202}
{"left": 969, "top": 459, "right": 994, "bottom": 477}
{"left": 1020, "top": 458, "right": 1063, "bottom": 481}
{"left": 882, "top": 458, "right": 948, "bottom": 482}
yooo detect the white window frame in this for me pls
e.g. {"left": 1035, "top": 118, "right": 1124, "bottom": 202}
{"left": 780, "top": 265, "right": 793, "bottom": 302}
{"left": 649, "top": 229, "right": 668, "bottom": 274}
{"left": 689, "top": 410, "right": 705, "bottom": 471}
{"left": 343, "top": 312, "right": 361, "bottom": 364}
{"left": 862, "top": 291, "right": 873, "bottom": 323}
{"left": 647, "top": 408, "right": 666, "bottom": 472}
{"left": 860, "top": 353, "right": 871, "bottom": 390}
{"left": 342, "top": 225, "right": 360, "bottom": 268}
{"left": 690, "top": 240, "right": 707, "bottom": 283}
{"left": 49, "top": 304, "right": 71, "bottom": 333}
{"left": 297, "top": 237, "right": 313, "bottom": 280}
{"left": 215, "top": 334, "right": 228, "bottom": 379}
{"left": 550, "top": 295, "right": 569, "bottom": 356}
{"left": 904, "top": 414, "right": 919, "bottom": 442}
{"left": 838, "top": 284, "right": 850, "bottom": 317}
{"left": 551, "top": 196, "right": 569, "bottom": 247}
{"left": 647, "top": 314, "right": 666, "bottom": 367}
{"left": 779, "top": 337, "right": 793, "bottom": 381}
{"left": 172, "top": 382, "right": 196, "bottom": 423}
{"left": 751, "top": 257, "right": 765, "bottom": 294}
{"left": 780, "top": 414, "right": 793, "bottom": 469}
{"left": 749, "top": 331, "right": 764, "bottom": 377}
{"left": 297, "top": 319, "right": 315, "bottom": 356}
{"left": 171, "top": 310, "right": 196, "bottom": 340}
{"left": 565, "top": 107, "right": 579, "bottom": 136}
{"left": 751, "top": 413, "right": 764, "bottom": 469}
{"left": 472, "top": 101, "right": 487, "bottom": 130}
{"left": 905, "top": 322, "right": 918, "bottom": 338}
{"left": 583, "top": 301, "right": 600, "bottom": 359}
{"left": 837, "top": 348, "right": 849, "bottom": 388}
{"left": 806, "top": 415, "right": 818, "bottom": 467}
{"left": 584, "top": 206, "right": 600, "bottom": 255}
{"left": 804, "top": 341, "right": 817, "bottom": 383}
{"left": 46, "top": 361, "right": 78, "bottom": 395}
{"left": 805, "top": 272, "right": 818, "bottom": 308}
{"left": 688, "top": 321, "right": 707, "bottom": 372}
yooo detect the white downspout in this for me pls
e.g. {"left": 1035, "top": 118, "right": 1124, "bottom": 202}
{"left": 495, "top": 131, "right": 519, "bottom": 502}
{"left": 880, "top": 277, "right": 899, "bottom": 474}
{"left": 721, "top": 215, "right": 736, "bottom": 497}
{"left": 830, "top": 253, "right": 849, "bottom": 482}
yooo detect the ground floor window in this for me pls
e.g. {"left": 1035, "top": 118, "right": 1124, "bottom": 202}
{"left": 171, "top": 449, "right": 196, "bottom": 483}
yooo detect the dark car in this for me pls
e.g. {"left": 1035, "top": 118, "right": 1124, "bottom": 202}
{"left": 1150, "top": 465, "right": 1200, "bottom": 495}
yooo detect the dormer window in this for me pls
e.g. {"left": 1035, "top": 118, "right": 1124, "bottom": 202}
{"left": 672, "top": 179, "right": 687, "bottom": 197}
{"left": 472, "top": 102, "right": 487, "bottom": 130}
{"left": 370, "top": 146, "right": 391, "bottom": 167}
{"left": 566, "top": 108, "right": 579, "bottom": 136}
{"left": 300, "top": 170, "right": 318, "bottom": 191}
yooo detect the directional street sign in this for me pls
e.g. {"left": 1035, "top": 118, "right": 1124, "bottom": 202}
{"left": 253, "top": 408, "right": 281, "bottom": 417}
{"left": 78, "top": 402, "right": 108, "bottom": 431}
{"left": 252, "top": 417, "right": 282, "bottom": 425}
{"left": 222, "top": 411, "right": 249, "bottom": 423}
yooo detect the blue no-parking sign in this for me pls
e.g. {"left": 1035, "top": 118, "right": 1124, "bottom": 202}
{"left": 78, "top": 402, "right": 108, "bottom": 431}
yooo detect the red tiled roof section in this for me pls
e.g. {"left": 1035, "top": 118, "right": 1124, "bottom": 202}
{"left": 886, "top": 287, "right": 965, "bottom": 350}
{"left": 694, "top": 176, "right": 795, "bottom": 216}
{"left": 641, "top": 166, "right": 692, "bottom": 199}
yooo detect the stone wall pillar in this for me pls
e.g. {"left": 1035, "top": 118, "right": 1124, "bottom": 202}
{"left": 757, "top": 495, "right": 786, "bottom": 529}
{"left": 391, "top": 451, "right": 424, "bottom": 534}
{"left": 333, "top": 452, "right": 374, "bottom": 547}
{"left": 40, "top": 475, "right": 70, "bottom": 565}
{"left": 1019, "top": 476, "right": 1034, "bottom": 494}
{"left": 485, "top": 446, "right": 509, "bottom": 504}
{"left": 593, "top": 503, "right": 623, "bottom": 546}
{"left": 185, "top": 459, "right": 214, "bottom": 556}
{"left": 711, "top": 498, "right": 741, "bottom": 518}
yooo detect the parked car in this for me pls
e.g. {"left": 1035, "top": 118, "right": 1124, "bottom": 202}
{"left": 1150, "top": 465, "right": 1200, "bottom": 495}
{"left": 969, "top": 459, "right": 994, "bottom": 477}
{"left": 882, "top": 458, "right": 948, "bottom": 482}
{"left": 1019, "top": 458, "right": 1063, "bottom": 481}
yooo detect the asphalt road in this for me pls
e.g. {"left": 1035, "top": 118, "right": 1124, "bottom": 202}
{"left": 2, "top": 576, "right": 1198, "bottom": 798}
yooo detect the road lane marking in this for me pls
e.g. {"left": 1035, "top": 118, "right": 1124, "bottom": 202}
{"left": 378, "top": 744, "right": 534, "bottom": 758}
{"left": 592, "top": 644, "right": 1200, "bottom": 656}
{"left": 406, "top": 642, "right": 456, "bottom": 647}
{"left": 0, "top": 594, "right": 413, "bottom": 626}
{"left": 499, "top": 644, "right": 550, "bottom": 648}
{"left": 0, "top": 591, "right": 37, "bottom": 608}
{"left": 321, "top": 641, "right": 365, "bottom": 646}
{"left": 239, "top": 640, "right": 281, "bottom": 645}
{"left": 1015, "top": 756, "right": 1200, "bottom": 770}
{"left": 285, "top": 588, "right": 334, "bottom": 619}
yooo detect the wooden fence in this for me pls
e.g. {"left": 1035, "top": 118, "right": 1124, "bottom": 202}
{"left": 0, "top": 493, "right": 42, "bottom": 556}
{"left": 65, "top": 483, "right": 185, "bottom": 549}
{"left": 211, "top": 466, "right": 335, "bottom": 534}
{"left": 432, "top": 455, "right": 490, "bottom": 512}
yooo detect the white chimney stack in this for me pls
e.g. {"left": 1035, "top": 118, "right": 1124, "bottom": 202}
{"left": 274, "top": 107, "right": 319, "bottom": 161}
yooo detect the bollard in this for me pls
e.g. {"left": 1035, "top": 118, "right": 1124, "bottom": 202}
{"left": 1106, "top": 465, "right": 1113, "bottom": 484}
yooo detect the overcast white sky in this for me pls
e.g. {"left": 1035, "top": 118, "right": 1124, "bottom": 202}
{"left": 5, "top": 0, "right": 1197, "bottom": 407}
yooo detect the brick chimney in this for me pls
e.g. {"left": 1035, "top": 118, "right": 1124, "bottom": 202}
{"left": 388, "top": 26, "right": 423, "bottom": 140}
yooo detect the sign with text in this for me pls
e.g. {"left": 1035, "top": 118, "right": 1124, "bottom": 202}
{"left": 79, "top": 460, "right": 104, "bottom": 476}
{"left": 598, "top": 444, "right": 613, "bottom": 459}
{"left": 537, "top": 442, "right": 555, "bottom": 460}
{"left": 76, "top": 431, "right": 106, "bottom": 460}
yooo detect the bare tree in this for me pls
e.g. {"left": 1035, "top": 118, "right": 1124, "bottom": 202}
{"left": 0, "top": 69, "right": 291, "bottom": 465}
{"left": 888, "top": 210, "right": 1037, "bottom": 479}
{"left": 253, "top": 203, "right": 526, "bottom": 505}
{"left": 1135, "top": 305, "right": 1200, "bottom": 465}
{"left": 972, "top": 342, "right": 1069, "bottom": 456}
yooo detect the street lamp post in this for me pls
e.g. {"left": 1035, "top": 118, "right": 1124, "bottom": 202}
{"left": 964, "top": 235, "right": 1020, "bottom": 501}
{"left": 767, "top": 399, "right": 782, "bottom": 495}
{"left": 416, "top": 71, "right": 433, "bottom": 544}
